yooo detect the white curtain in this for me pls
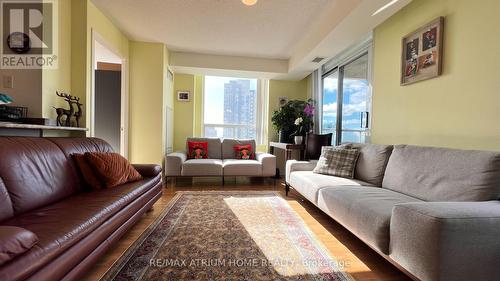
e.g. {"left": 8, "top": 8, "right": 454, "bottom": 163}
{"left": 311, "top": 69, "right": 322, "bottom": 134}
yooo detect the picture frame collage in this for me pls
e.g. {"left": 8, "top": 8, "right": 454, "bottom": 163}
{"left": 401, "top": 17, "right": 444, "bottom": 85}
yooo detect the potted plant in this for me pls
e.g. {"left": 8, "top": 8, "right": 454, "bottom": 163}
{"left": 271, "top": 103, "right": 296, "bottom": 143}
{"left": 271, "top": 99, "right": 315, "bottom": 143}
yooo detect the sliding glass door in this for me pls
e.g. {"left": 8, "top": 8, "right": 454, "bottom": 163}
{"left": 321, "top": 52, "right": 370, "bottom": 145}
{"left": 321, "top": 70, "right": 339, "bottom": 143}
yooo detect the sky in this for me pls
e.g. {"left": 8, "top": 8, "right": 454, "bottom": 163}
{"left": 322, "top": 76, "right": 369, "bottom": 142}
{"left": 204, "top": 76, "right": 257, "bottom": 124}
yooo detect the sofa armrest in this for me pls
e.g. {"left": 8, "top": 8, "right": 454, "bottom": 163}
{"left": 390, "top": 201, "right": 500, "bottom": 281}
{"left": 256, "top": 152, "right": 276, "bottom": 177}
{"left": 285, "top": 160, "right": 317, "bottom": 183}
{"left": 165, "top": 152, "right": 187, "bottom": 176}
{"left": 132, "top": 164, "right": 162, "bottom": 178}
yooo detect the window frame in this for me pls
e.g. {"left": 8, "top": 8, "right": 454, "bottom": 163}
{"left": 319, "top": 38, "right": 373, "bottom": 145}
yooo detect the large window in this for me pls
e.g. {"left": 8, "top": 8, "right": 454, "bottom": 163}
{"left": 203, "top": 76, "right": 265, "bottom": 142}
{"left": 321, "top": 52, "right": 371, "bottom": 145}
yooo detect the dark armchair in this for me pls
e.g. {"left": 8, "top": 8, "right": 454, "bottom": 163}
{"left": 304, "top": 133, "right": 333, "bottom": 160}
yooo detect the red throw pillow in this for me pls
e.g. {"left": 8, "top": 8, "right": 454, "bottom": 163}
{"left": 72, "top": 153, "right": 104, "bottom": 190}
{"left": 84, "top": 152, "right": 143, "bottom": 188}
{"left": 234, "top": 144, "right": 254, "bottom": 160}
{"left": 188, "top": 141, "right": 209, "bottom": 159}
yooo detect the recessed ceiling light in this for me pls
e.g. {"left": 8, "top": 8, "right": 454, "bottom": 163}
{"left": 372, "top": 0, "right": 399, "bottom": 16}
{"left": 242, "top": 0, "right": 258, "bottom": 6}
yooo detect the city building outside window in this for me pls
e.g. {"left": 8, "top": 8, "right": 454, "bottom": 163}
{"left": 203, "top": 76, "right": 267, "bottom": 143}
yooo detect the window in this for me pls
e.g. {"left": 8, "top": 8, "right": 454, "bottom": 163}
{"left": 203, "top": 76, "right": 266, "bottom": 143}
{"left": 321, "top": 51, "right": 371, "bottom": 145}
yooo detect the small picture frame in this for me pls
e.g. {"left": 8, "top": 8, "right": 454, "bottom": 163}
{"left": 177, "top": 91, "right": 190, "bottom": 102}
{"left": 401, "top": 17, "right": 444, "bottom": 86}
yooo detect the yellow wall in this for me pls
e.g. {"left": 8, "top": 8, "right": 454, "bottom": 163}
{"left": 173, "top": 74, "right": 196, "bottom": 151}
{"left": 63, "top": 0, "right": 130, "bottom": 128}
{"left": 268, "top": 77, "right": 309, "bottom": 142}
{"left": 69, "top": 0, "right": 87, "bottom": 123}
{"left": 84, "top": 0, "right": 129, "bottom": 128}
{"left": 42, "top": 0, "right": 71, "bottom": 119}
{"left": 267, "top": 77, "right": 309, "bottom": 171}
{"left": 372, "top": 0, "right": 500, "bottom": 151}
{"left": 39, "top": 0, "right": 171, "bottom": 164}
{"left": 129, "top": 42, "right": 166, "bottom": 164}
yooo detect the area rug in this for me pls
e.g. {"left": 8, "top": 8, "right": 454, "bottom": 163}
{"left": 102, "top": 191, "right": 353, "bottom": 281}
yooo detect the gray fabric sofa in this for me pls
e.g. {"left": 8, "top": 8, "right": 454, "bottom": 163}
{"left": 286, "top": 143, "right": 500, "bottom": 281}
{"left": 166, "top": 137, "right": 276, "bottom": 180}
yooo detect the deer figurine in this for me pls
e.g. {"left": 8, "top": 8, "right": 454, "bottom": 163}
{"left": 53, "top": 92, "right": 77, "bottom": 127}
{"left": 72, "top": 96, "right": 83, "bottom": 128}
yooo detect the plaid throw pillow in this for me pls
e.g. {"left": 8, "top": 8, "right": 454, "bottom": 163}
{"left": 313, "top": 146, "right": 360, "bottom": 178}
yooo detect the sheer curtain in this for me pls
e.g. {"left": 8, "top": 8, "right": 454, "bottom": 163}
{"left": 311, "top": 69, "right": 322, "bottom": 134}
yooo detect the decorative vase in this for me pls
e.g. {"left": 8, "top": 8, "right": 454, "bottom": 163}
{"left": 294, "top": 136, "right": 303, "bottom": 145}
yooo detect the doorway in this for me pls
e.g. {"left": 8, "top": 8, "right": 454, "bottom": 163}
{"left": 91, "top": 31, "right": 128, "bottom": 156}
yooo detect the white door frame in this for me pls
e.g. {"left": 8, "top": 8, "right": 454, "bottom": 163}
{"left": 90, "top": 29, "right": 129, "bottom": 157}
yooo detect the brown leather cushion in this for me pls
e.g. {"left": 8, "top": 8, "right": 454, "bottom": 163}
{"left": 0, "top": 176, "right": 160, "bottom": 280}
{"left": 0, "top": 137, "right": 81, "bottom": 215}
{"left": 72, "top": 154, "right": 104, "bottom": 190}
{"left": 0, "top": 226, "right": 38, "bottom": 266}
{"left": 84, "top": 152, "right": 142, "bottom": 187}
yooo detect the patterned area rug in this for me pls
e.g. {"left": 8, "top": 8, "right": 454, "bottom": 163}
{"left": 103, "top": 191, "right": 353, "bottom": 281}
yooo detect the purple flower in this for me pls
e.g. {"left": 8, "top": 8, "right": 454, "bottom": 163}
{"left": 304, "top": 104, "right": 315, "bottom": 116}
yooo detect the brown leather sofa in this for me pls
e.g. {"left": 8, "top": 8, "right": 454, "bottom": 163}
{"left": 0, "top": 137, "right": 162, "bottom": 281}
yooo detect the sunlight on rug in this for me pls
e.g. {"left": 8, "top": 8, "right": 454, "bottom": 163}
{"left": 102, "top": 191, "right": 353, "bottom": 281}
{"left": 224, "top": 196, "right": 347, "bottom": 277}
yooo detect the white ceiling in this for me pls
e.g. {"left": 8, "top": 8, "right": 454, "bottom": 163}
{"left": 92, "top": 0, "right": 333, "bottom": 59}
{"left": 95, "top": 41, "right": 121, "bottom": 66}
{"left": 91, "top": 0, "right": 412, "bottom": 80}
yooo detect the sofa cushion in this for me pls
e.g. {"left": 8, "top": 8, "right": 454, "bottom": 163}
{"left": 187, "top": 141, "right": 209, "bottom": 159}
{"left": 313, "top": 147, "right": 360, "bottom": 178}
{"left": 47, "top": 137, "right": 114, "bottom": 157}
{"left": 84, "top": 152, "right": 142, "bottom": 188}
{"left": 186, "top": 137, "right": 222, "bottom": 159}
{"left": 72, "top": 154, "right": 104, "bottom": 190}
{"left": 289, "top": 171, "right": 372, "bottom": 205}
{"left": 182, "top": 159, "right": 223, "bottom": 176}
{"left": 0, "top": 178, "right": 13, "bottom": 222}
{"left": 382, "top": 145, "right": 500, "bottom": 201}
{"left": 223, "top": 159, "right": 261, "bottom": 176}
{"left": 0, "top": 137, "right": 81, "bottom": 215}
{"left": 0, "top": 226, "right": 38, "bottom": 266}
{"left": 349, "top": 143, "right": 393, "bottom": 186}
{"left": 222, "top": 139, "right": 256, "bottom": 159}
{"left": 317, "top": 186, "right": 422, "bottom": 254}
{"left": 49, "top": 137, "right": 114, "bottom": 190}
{"left": 0, "top": 175, "right": 160, "bottom": 280}
{"left": 233, "top": 144, "right": 255, "bottom": 159}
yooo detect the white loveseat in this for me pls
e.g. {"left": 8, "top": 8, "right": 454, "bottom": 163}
{"left": 165, "top": 138, "right": 276, "bottom": 181}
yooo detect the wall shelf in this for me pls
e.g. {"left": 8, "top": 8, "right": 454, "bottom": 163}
{"left": 0, "top": 122, "right": 88, "bottom": 137}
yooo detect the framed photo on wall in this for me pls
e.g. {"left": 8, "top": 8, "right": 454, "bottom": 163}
{"left": 177, "top": 91, "right": 190, "bottom": 102}
{"left": 401, "top": 17, "right": 444, "bottom": 85}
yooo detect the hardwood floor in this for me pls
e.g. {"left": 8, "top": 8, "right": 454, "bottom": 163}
{"left": 81, "top": 178, "right": 411, "bottom": 281}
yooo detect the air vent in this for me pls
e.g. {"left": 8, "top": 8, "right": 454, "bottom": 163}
{"left": 312, "top": 57, "right": 325, "bottom": 63}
